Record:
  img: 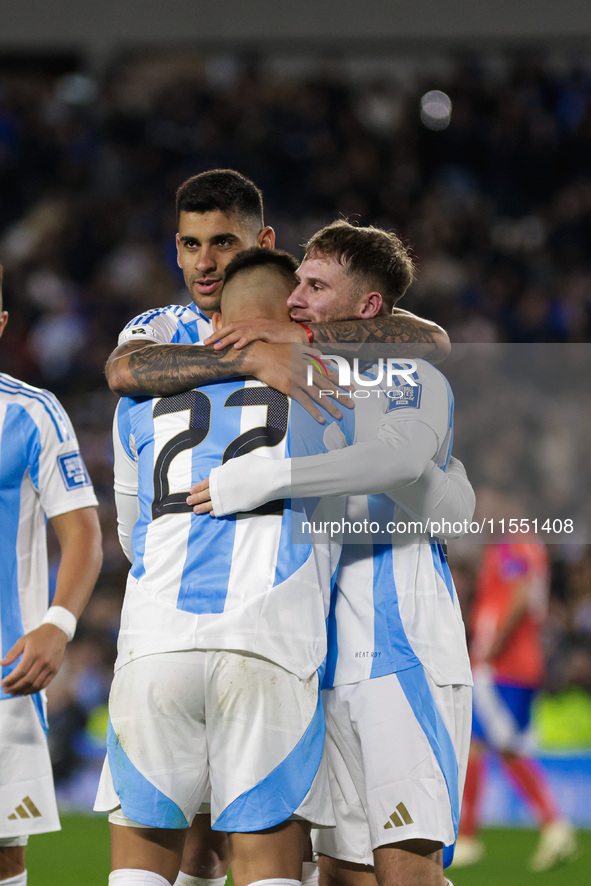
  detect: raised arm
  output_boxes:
[309,309,450,363]
[105,340,255,397]
[204,310,450,364]
[107,339,348,423]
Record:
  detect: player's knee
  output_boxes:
[373,841,444,886]
[318,855,372,886]
[0,844,26,880]
[380,838,443,859]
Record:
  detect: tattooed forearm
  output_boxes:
[310,314,447,344]
[310,317,438,344]
[107,342,250,396]
[309,312,451,363]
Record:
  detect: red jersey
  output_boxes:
[470,543,549,687]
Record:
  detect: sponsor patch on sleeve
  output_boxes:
[385,383,422,411]
[127,326,158,339]
[57,452,92,490]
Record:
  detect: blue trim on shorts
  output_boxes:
[106,719,188,829]
[31,692,47,734]
[472,679,535,741]
[397,665,460,869]
[213,680,325,832]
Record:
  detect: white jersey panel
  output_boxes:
[324,359,471,689]
[0,374,97,700]
[118,302,213,347]
[392,542,471,686]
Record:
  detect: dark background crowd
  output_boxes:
[1,46,591,796]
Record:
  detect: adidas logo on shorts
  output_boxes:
[7,796,42,821]
[384,802,414,829]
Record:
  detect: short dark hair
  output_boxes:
[304,219,416,312]
[175,169,264,227]
[223,247,298,290]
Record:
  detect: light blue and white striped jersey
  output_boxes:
[0,373,98,702]
[118,301,213,347]
[206,358,473,690]
[323,359,472,689]
[113,378,355,680]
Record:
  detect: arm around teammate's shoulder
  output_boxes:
[105,339,253,397]
[308,308,451,364]
[105,339,159,396]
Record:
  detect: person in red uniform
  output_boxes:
[453,543,577,872]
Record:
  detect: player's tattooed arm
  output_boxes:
[309,309,451,364]
[106,339,346,422]
[105,340,252,396]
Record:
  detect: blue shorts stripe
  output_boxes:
[213,682,325,832]
[397,665,460,868]
[106,719,188,829]
[323,584,339,689]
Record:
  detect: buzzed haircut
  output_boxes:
[176,169,265,227]
[304,219,416,313]
[223,247,298,290]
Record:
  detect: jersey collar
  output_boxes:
[188,302,212,323]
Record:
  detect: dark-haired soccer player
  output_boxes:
[105,169,448,408]
[0,264,102,886]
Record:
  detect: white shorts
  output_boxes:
[313,666,471,866]
[94,650,333,832]
[0,696,60,839]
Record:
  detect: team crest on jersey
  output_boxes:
[57,452,92,490]
[385,383,422,412]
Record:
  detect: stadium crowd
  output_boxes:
[1,46,591,793]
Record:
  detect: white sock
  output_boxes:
[108,871,172,886]
[174,877,227,886]
[301,862,319,886]
[246,880,301,886]
[0,872,27,886]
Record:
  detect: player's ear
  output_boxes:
[212,312,223,332]
[358,291,383,319]
[175,233,182,267]
[257,226,276,250]
[0,311,8,340]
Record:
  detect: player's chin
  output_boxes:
[193,294,221,313]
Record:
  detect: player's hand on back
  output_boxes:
[187,478,214,515]
[204,318,308,351]
[0,624,68,696]
[243,341,353,424]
